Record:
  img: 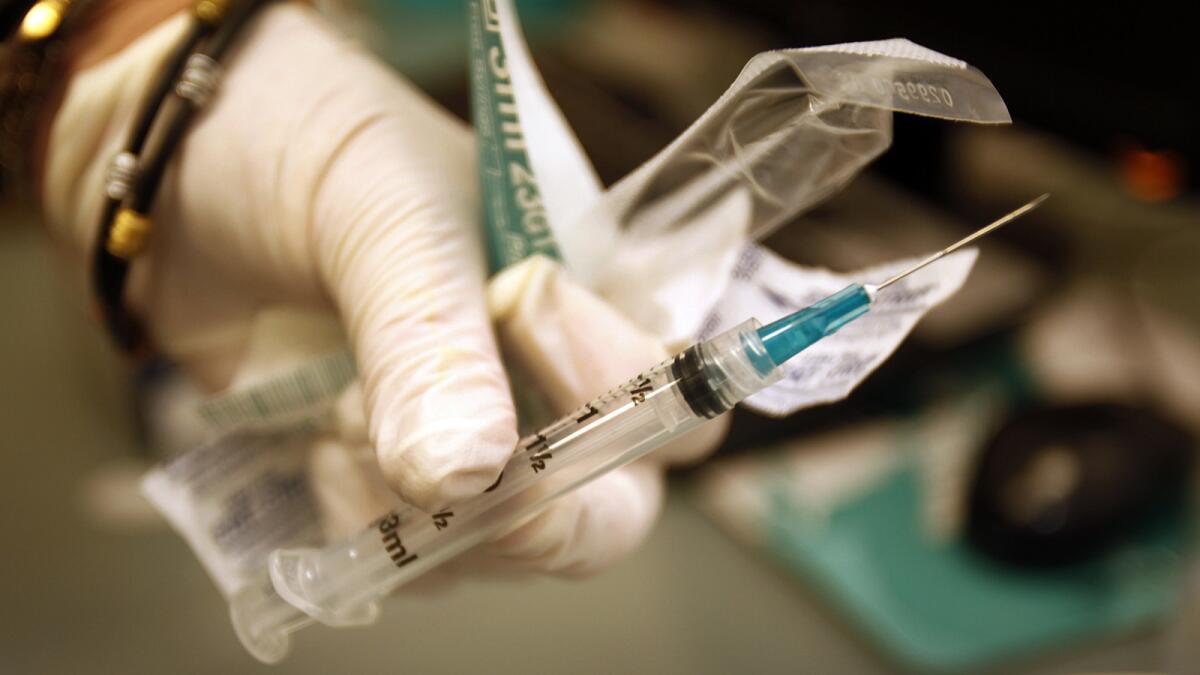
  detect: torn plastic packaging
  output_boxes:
[570,40,1010,344]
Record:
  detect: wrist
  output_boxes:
[33,0,189,201]
[64,0,192,75]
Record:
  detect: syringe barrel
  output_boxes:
[229,579,315,664]
[237,320,780,662]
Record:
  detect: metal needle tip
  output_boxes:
[875,194,1049,291]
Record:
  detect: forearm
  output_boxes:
[66,0,191,73]
[33,0,191,194]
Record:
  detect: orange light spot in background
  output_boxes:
[1118,148,1186,203]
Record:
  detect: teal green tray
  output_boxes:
[759,462,1185,672]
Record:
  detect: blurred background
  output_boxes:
[2,0,1197,672]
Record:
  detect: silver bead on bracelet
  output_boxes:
[175,53,221,106]
[104,151,139,201]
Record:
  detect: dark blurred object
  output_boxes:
[0,0,33,37]
[967,402,1195,568]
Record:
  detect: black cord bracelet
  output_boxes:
[91,0,271,354]
[90,19,209,351]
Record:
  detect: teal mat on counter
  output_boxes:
[762,461,1186,672]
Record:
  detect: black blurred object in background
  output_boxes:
[967,402,1195,568]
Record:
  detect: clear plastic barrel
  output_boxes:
[231,320,780,662]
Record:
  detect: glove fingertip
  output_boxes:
[484,463,665,577]
[376,406,518,512]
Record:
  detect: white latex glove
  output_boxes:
[44,6,726,579]
[311,257,729,578]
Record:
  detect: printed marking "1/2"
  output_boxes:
[630,377,653,405]
[526,433,551,473]
[432,511,454,531]
[377,512,418,568]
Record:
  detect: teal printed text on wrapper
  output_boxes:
[467,0,561,273]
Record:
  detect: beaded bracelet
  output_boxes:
[92,0,271,354]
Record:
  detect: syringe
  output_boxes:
[230,195,1047,663]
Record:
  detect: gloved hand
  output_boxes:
[312,255,728,579]
[43,5,727,580]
